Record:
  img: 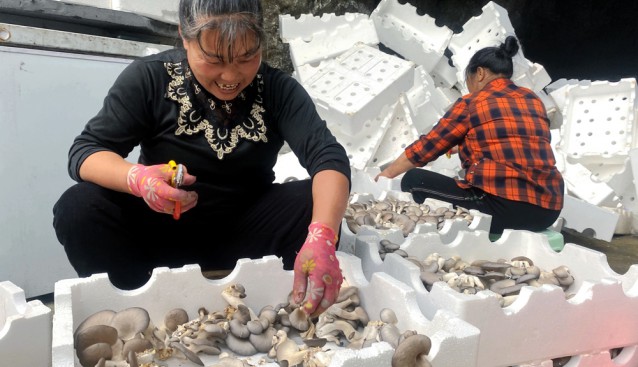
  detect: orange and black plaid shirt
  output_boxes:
[405,78,564,210]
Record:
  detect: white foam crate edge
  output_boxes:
[53,254,481,367]
[354,229,638,367]
[0,280,52,366]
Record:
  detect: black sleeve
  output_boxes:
[67,59,156,182]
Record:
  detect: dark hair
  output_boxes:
[178,0,265,63]
[465,35,520,79]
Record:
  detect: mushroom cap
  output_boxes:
[122,338,153,360]
[77,342,113,367]
[74,310,116,339]
[288,307,310,332]
[163,308,189,333]
[391,334,432,367]
[110,307,151,341]
[74,324,119,352]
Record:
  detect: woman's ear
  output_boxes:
[475,66,486,82]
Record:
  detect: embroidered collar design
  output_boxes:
[165,61,268,159]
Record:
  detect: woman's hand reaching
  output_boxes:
[292,222,343,317]
[126,163,198,215]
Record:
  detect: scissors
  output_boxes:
[168,160,184,220]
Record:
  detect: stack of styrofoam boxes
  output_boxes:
[52,255,482,366]
[446,2,551,96]
[354,229,638,367]
[338,168,493,254]
[546,78,638,240]
[0,281,52,366]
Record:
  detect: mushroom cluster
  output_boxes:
[73,282,437,366]
[345,196,474,236]
[377,241,576,307]
[73,307,153,367]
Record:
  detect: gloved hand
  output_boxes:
[126,163,198,215]
[292,222,343,317]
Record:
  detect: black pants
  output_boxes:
[52,180,314,290]
[401,169,561,235]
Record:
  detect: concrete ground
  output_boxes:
[562,228,638,274]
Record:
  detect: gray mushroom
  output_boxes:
[164,308,189,333]
[77,342,113,367]
[391,333,433,367]
[74,324,119,353]
[110,307,151,341]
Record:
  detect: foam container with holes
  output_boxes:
[294,42,415,137]
[354,229,638,367]
[280,13,378,68]
[370,0,452,73]
[558,78,637,165]
[52,255,481,366]
[447,2,532,92]
[0,280,52,366]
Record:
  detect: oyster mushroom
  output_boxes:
[77,342,113,367]
[110,307,151,341]
[74,310,116,338]
[74,324,119,353]
[164,308,189,333]
[391,333,433,367]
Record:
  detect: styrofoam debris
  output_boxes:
[0,280,52,366]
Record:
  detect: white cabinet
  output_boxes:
[0,45,134,297]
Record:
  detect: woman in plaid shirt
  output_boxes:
[377,36,564,235]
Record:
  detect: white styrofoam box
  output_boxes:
[0,281,52,367]
[562,161,616,205]
[272,150,310,183]
[447,2,531,93]
[368,95,420,168]
[350,168,402,198]
[429,53,459,89]
[354,230,638,367]
[278,13,370,43]
[405,65,455,134]
[340,188,492,255]
[537,88,562,130]
[511,61,552,93]
[52,255,481,367]
[337,252,480,367]
[294,42,415,137]
[558,78,638,165]
[424,153,463,179]
[370,0,453,73]
[560,195,619,241]
[52,0,179,24]
[285,18,379,68]
[547,79,589,110]
[333,102,395,170]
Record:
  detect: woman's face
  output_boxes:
[182,28,262,101]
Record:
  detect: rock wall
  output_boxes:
[262,0,638,82]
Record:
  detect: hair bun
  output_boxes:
[500,35,520,58]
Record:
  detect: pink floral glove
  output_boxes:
[293,222,343,317]
[126,163,197,215]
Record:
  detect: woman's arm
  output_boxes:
[375,152,418,181]
[79,151,134,193]
[310,169,350,233]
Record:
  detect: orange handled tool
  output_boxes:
[168,160,184,220]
